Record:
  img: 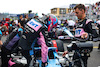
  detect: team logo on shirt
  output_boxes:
[27,19,42,31]
[75,28,85,37]
[29,21,39,28]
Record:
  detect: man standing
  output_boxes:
[63,4,98,67]
[18,15,24,29]
[74,4,98,39]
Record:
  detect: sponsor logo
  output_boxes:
[27,19,42,31]
[25,25,34,33]
[75,28,84,37]
[29,21,39,28]
[75,29,82,35]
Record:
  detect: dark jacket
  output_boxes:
[76,18,98,38]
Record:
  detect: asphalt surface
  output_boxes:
[0,35,100,67]
[88,41,100,67]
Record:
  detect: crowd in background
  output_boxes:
[0,14,30,35]
[0,1,100,36]
[86,1,100,19]
[0,15,99,36]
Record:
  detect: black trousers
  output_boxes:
[73,52,88,67]
[1,46,11,67]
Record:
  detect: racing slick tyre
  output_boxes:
[51,40,64,52]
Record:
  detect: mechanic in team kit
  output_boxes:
[63,4,98,67]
